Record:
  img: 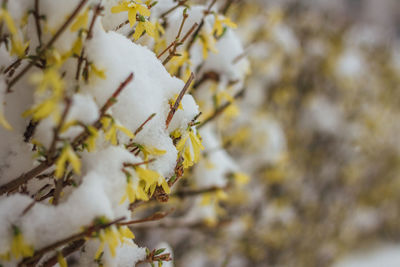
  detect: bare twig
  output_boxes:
[134,113,156,135]
[118,210,172,226]
[33,0,42,47]
[123,159,156,169]
[160,0,188,19]
[165,72,194,129]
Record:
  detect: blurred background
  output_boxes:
[136,1,400,266]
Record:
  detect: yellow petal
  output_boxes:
[57,252,68,267]
[55,150,68,178]
[111,4,130,13]
[144,21,155,38]
[160,179,170,194]
[136,5,150,17]
[176,133,189,152]
[95,241,105,259]
[66,146,81,175]
[132,22,145,40]
[115,124,135,139]
[70,8,89,32]
[1,9,18,35]
[0,112,12,130]
[128,8,137,27]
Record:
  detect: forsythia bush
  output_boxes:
[0,0,248,266]
[0,0,399,267]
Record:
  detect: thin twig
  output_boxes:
[34,0,42,47]
[87,2,103,40]
[123,159,156,168]
[160,0,188,19]
[134,113,156,135]
[118,210,172,226]
[165,72,194,129]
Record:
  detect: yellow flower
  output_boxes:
[91,64,107,80]
[212,15,237,37]
[22,97,60,122]
[70,8,89,32]
[30,68,65,95]
[10,226,34,260]
[199,32,218,59]
[189,131,204,162]
[10,37,29,57]
[95,225,135,259]
[120,175,148,204]
[86,126,99,152]
[118,226,135,244]
[140,145,166,160]
[111,0,150,27]
[55,144,81,178]
[176,129,204,169]
[132,18,155,40]
[136,167,158,190]
[95,226,120,259]
[0,9,18,35]
[102,117,135,145]
[136,167,170,195]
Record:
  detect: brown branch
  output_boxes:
[87,2,103,40]
[3,58,21,75]
[52,177,64,206]
[19,217,125,266]
[99,73,133,116]
[75,48,85,80]
[162,22,198,65]
[34,0,42,47]
[0,74,133,196]
[0,162,52,195]
[47,97,72,163]
[7,0,89,92]
[165,72,194,129]
[160,0,188,19]
[41,239,85,267]
[72,72,133,147]
[23,120,38,143]
[186,0,217,51]
[134,113,156,135]
[160,11,188,64]
[123,159,156,169]
[118,210,172,226]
